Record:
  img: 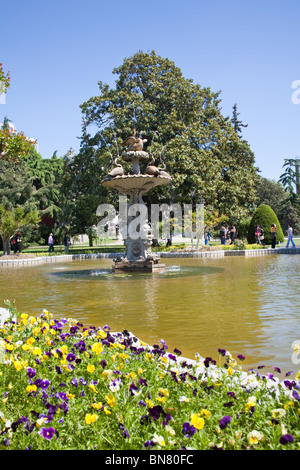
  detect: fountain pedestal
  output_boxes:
[102,131,171,273]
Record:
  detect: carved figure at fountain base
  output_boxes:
[113,255,165,274]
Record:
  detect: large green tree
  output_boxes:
[0,159,40,253]
[278,158,300,233]
[23,148,65,243]
[67,51,259,234]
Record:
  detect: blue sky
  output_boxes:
[1,0,300,181]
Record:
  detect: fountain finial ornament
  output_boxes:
[123,128,147,152]
[102,129,172,273]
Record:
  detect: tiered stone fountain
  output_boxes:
[102,130,172,273]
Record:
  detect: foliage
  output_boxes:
[0,205,40,253]
[0,307,299,450]
[68,51,259,234]
[256,177,290,217]
[23,149,65,243]
[278,158,300,194]
[0,159,41,253]
[280,203,300,235]
[231,103,248,137]
[61,142,113,242]
[0,125,36,163]
[247,204,284,245]
[0,63,10,94]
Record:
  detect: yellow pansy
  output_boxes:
[32,347,42,356]
[146,399,154,408]
[85,413,98,425]
[97,330,107,339]
[13,361,22,371]
[158,388,169,397]
[125,371,136,380]
[190,414,205,430]
[42,322,50,331]
[60,345,68,355]
[26,337,35,345]
[284,401,294,410]
[156,396,167,403]
[91,342,103,355]
[119,353,129,360]
[245,396,257,411]
[92,402,103,410]
[87,364,95,373]
[105,393,115,408]
[247,430,264,445]
[26,384,37,393]
[146,353,154,362]
[89,384,98,394]
[200,409,211,418]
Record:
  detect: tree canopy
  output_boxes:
[65,50,259,235]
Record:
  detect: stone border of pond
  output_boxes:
[0,246,300,266]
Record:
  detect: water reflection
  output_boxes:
[0,255,299,374]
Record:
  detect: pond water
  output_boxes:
[1,255,300,374]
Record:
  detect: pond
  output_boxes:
[1,255,300,374]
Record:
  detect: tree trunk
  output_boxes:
[88,233,93,247]
[2,236,11,255]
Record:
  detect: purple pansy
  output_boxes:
[219,415,231,429]
[279,434,294,445]
[40,427,56,440]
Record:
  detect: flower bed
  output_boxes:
[0,307,299,450]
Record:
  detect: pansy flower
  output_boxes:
[40,427,56,440]
[280,434,294,445]
[182,422,196,438]
[219,415,231,429]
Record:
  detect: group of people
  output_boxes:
[48,233,71,253]
[220,225,237,245]
[204,225,237,246]
[255,225,266,246]
[8,223,298,253]
[10,232,71,254]
[256,223,296,248]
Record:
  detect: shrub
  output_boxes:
[248,204,284,245]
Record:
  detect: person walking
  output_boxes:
[48,233,54,253]
[270,223,277,249]
[204,226,212,246]
[13,232,22,254]
[255,226,261,244]
[229,226,237,245]
[220,226,226,245]
[286,224,296,248]
[64,233,71,253]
